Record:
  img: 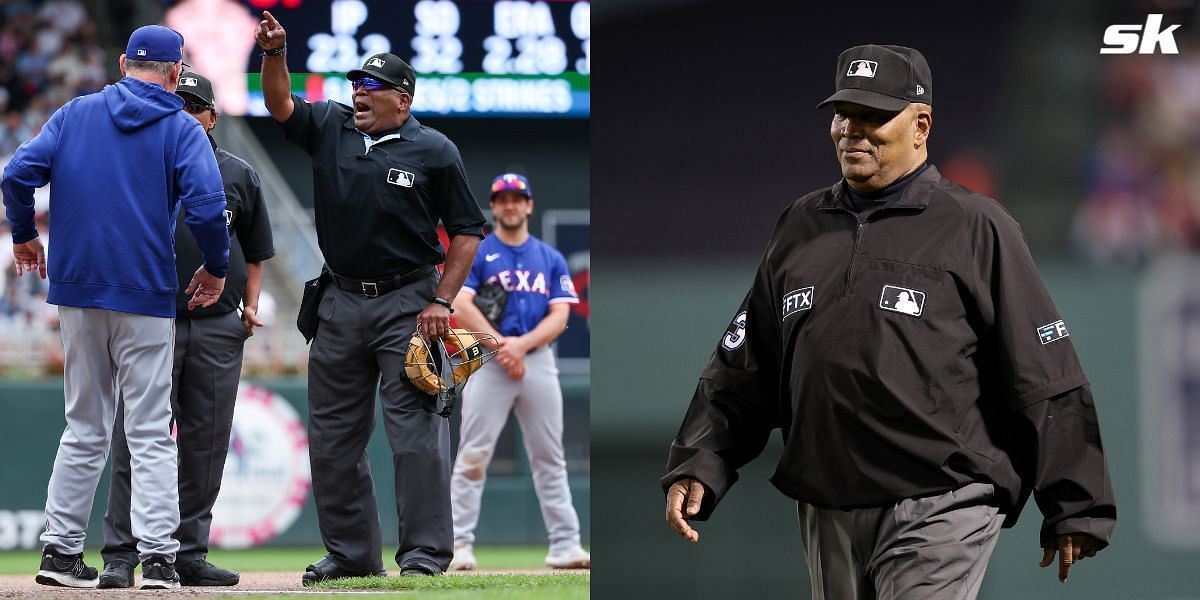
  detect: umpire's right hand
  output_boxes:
[665,478,705,543]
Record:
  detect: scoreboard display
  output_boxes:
[169,0,589,118]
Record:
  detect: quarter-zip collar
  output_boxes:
[815,163,941,212]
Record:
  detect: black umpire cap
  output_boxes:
[176,71,214,106]
[817,45,932,112]
[347,53,416,95]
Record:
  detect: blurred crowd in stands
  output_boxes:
[0,0,302,377]
[1072,22,1200,265]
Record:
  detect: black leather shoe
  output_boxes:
[399,563,441,576]
[301,556,387,587]
[97,561,134,589]
[177,559,239,586]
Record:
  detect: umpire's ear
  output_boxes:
[911,103,932,150]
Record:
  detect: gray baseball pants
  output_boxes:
[103,310,247,566]
[451,349,581,552]
[797,482,1003,600]
[41,307,180,561]
[307,273,452,574]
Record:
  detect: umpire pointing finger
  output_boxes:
[256,11,485,584]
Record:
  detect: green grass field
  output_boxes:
[0,546,588,598]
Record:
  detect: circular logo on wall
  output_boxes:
[209,384,311,548]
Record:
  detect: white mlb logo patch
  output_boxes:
[180,77,198,87]
[879,284,925,317]
[387,169,414,187]
[367,57,385,68]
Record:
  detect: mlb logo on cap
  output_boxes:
[180,77,198,87]
[847,60,878,77]
[367,57,385,68]
[490,173,532,199]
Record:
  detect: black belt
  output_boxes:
[328,265,434,298]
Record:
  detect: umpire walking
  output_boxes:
[662,45,1116,600]
[255,11,485,582]
[99,70,275,589]
[1,25,228,590]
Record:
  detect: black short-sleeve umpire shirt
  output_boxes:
[282,94,485,279]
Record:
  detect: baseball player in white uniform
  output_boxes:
[448,173,590,570]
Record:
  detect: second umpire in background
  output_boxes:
[256,11,485,582]
[100,70,274,589]
[663,45,1116,599]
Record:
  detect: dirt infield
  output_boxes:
[0,569,585,597]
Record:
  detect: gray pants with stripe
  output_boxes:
[41,307,180,561]
[103,310,247,566]
[308,273,451,574]
[797,482,1003,600]
[451,349,582,552]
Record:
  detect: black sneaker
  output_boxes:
[177,559,240,586]
[140,556,180,590]
[97,560,135,589]
[35,546,99,588]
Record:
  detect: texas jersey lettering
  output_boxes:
[462,234,579,337]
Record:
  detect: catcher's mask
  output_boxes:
[404,328,498,418]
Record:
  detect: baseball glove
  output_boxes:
[473,283,507,329]
[404,328,498,396]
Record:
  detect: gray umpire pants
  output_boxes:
[797,482,1004,600]
[451,349,582,552]
[41,307,179,561]
[308,272,451,574]
[102,310,247,566]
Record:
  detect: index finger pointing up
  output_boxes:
[263,10,279,26]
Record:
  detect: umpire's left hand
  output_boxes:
[1040,532,1101,583]
[417,302,451,340]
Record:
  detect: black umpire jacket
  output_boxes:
[662,166,1116,548]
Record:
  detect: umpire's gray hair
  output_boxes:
[124,59,176,78]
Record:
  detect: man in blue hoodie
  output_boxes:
[0,25,229,590]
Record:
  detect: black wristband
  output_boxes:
[263,45,286,57]
[432,296,454,313]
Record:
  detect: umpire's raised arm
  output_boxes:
[256,10,294,123]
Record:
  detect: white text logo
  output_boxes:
[1038,320,1069,345]
[782,286,814,319]
[1101,14,1180,54]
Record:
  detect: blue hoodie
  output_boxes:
[2,77,229,318]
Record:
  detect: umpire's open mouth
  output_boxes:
[354,100,371,117]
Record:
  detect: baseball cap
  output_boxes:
[347,53,416,95]
[176,71,214,106]
[125,25,187,64]
[490,173,532,200]
[816,45,932,112]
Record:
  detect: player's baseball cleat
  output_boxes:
[448,544,477,571]
[301,556,387,587]
[544,546,590,569]
[177,559,240,586]
[140,556,181,589]
[97,560,134,589]
[34,546,99,588]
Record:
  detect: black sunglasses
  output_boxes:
[183,101,213,114]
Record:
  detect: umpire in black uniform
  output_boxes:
[663,45,1116,599]
[255,11,485,583]
[100,71,275,588]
